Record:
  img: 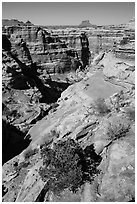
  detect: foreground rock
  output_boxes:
[100,51,135,89]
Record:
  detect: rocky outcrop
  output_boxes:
[2,50,135,201]
[115,42,135,60]
[3,31,81,73]
[2,17,135,49]
[2,19,26,26]
[99,52,135,89]
[97,133,135,201]
[79,20,95,28]
[2,49,72,132]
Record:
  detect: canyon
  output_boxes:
[2,18,135,202]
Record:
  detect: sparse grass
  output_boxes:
[107,120,130,141]
[50,130,60,138]
[94,98,111,116]
[125,108,135,121]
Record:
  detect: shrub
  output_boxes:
[94,98,111,116]
[107,120,130,141]
[39,139,84,194]
[39,139,102,195]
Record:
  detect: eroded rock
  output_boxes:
[2,26,135,202]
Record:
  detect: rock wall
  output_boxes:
[3,18,135,51]
[2,18,135,63]
[3,26,38,42]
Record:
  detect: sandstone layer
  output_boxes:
[2,50,135,201]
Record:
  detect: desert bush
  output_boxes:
[107,120,130,141]
[94,98,111,116]
[39,138,102,194]
[39,139,84,194]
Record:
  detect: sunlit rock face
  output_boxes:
[3,25,82,73]
[2,17,135,48]
[2,51,135,201]
[2,18,135,202]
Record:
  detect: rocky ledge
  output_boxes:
[2,51,135,202]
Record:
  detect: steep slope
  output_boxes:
[2,51,135,202]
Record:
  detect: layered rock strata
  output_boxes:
[2,51,135,202]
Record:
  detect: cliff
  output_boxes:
[2,51,135,202]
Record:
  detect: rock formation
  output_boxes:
[2,18,135,202]
[2,19,34,27]
[2,17,135,60]
[79,20,94,27]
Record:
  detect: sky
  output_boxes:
[2,2,135,26]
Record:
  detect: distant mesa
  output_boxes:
[2,19,34,26]
[25,20,34,26]
[79,20,97,28]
